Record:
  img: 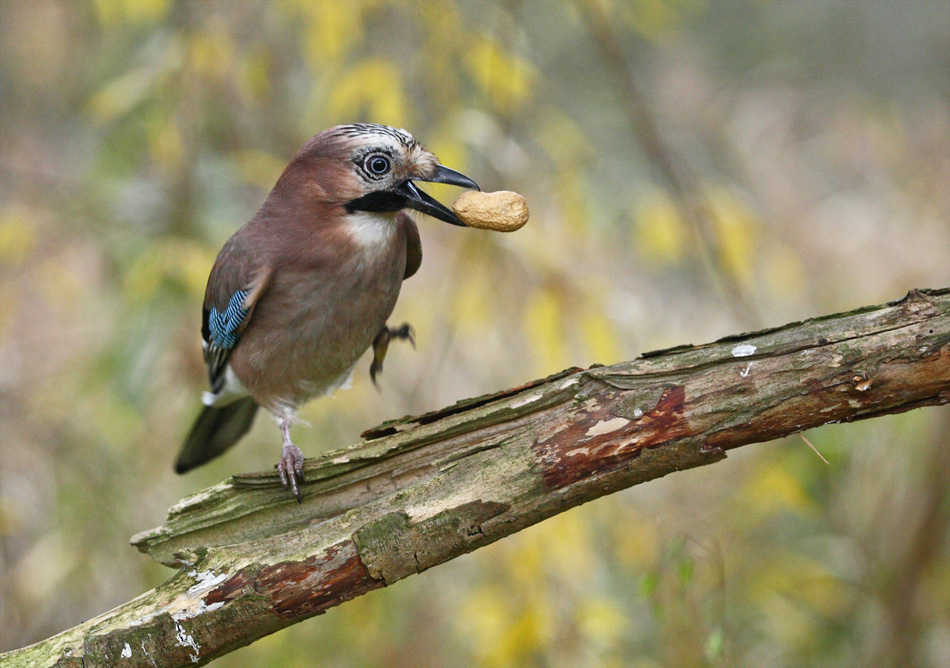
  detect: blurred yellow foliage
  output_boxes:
[93,0,169,27]
[37,257,85,314]
[535,110,593,168]
[763,245,807,300]
[327,59,408,127]
[740,458,815,520]
[0,498,16,538]
[85,385,148,450]
[0,207,37,265]
[464,37,536,114]
[237,47,273,103]
[458,586,509,650]
[536,511,596,581]
[123,239,215,302]
[761,594,821,648]
[625,0,702,39]
[147,115,184,172]
[233,150,288,189]
[523,288,569,375]
[555,170,592,238]
[88,68,163,124]
[11,531,77,604]
[615,509,660,567]
[451,274,494,329]
[188,29,234,82]
[580,305,622,364]
[459,584,553,668]
[635,191,687,264]
[706,186,758,287]
[577,598,626,646]
[427,136,468,180]
[288,0,373,69]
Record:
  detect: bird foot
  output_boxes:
[277,443,305,502]
[370,322,416,388]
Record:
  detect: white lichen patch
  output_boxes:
[560,377,580,390]
[121,643,132,658]
[585,417,630,437]
[185,570,229,597]
[171,601,225,621]
[129,569,230,629]
[511,392,543,409]
[174,619,201,663]
[731,343,757,357]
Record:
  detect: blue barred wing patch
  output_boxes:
[208,290,249,349]
[205,290,249,391]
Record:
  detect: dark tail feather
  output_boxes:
[176,398,259,474]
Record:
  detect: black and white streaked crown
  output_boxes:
[334,123,418,149]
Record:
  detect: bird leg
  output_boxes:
[277,418,305,501]
[370,322,415,389]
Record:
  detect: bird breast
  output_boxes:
[231,212,407,413]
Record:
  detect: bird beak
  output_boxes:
[397,165,479,227]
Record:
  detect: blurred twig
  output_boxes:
[3,287,948,668]
[575,0,761,327]
[869,408,950,667]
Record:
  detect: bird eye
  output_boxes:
[365,155,391,176]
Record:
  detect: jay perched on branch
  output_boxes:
[176,124,478,499]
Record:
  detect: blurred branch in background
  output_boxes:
[575,0,761,326]
[869,407,950,667]
[3,288,948,668]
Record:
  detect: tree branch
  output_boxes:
[4,288,949,668]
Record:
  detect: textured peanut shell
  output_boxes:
[452,190,529,232]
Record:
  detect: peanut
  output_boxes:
[452,190,529,232]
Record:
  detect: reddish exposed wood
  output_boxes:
[534,385,692,488]
[253,541,380,619]
[202,541,381,621]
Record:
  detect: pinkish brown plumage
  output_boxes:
[177,124,478,498]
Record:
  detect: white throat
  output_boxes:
[344,211,397,252]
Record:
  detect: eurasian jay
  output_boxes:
[175,124,478,499]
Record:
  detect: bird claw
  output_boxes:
[277,443,305,502]
[390,323,416,348]
[370,322,416,388]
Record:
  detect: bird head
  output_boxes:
[283,123,479,226]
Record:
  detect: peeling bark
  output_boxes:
[3,288,949,668]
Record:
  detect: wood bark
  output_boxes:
[3,288,949,668]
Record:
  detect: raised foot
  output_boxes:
[277,443,305,502]
[370,322,416,388]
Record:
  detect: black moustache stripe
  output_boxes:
[344,191,406,214]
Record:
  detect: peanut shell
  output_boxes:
[452,190,529,232]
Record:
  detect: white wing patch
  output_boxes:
[202,365,249,407]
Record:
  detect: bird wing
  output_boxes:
[399,211,422,279]
[202,240,272,392]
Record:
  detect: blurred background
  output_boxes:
[1,0,948,666]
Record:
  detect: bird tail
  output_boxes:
[176,397,259,474]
